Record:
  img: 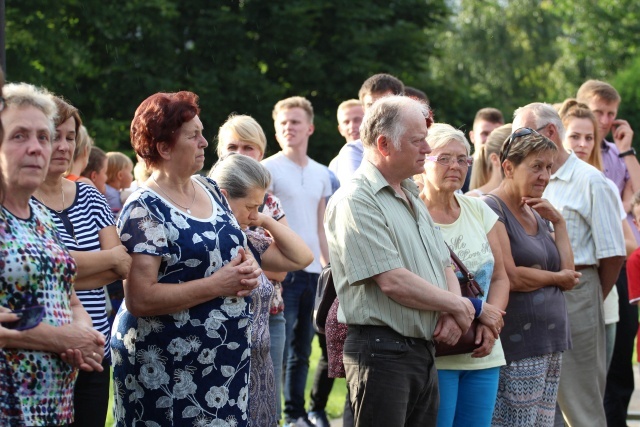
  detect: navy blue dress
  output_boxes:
[111,177,252,427]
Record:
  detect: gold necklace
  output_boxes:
[152,175,197,214]
[36,184,65,213]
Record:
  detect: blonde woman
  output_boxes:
[467,124,512,197]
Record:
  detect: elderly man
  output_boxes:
[325,96,475,426]
[513,103,626,427]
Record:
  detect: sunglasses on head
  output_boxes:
[500,127,543,163]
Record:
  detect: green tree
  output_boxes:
[6,0,449,164]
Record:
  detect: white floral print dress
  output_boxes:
[111,177,252,427]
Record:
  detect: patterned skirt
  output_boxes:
[491,352,562,427]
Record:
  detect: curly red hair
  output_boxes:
[130,91,200,168]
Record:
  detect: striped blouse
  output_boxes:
[35,182,115,358]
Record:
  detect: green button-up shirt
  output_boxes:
[324,160,450,340]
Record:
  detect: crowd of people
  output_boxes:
[0,68,639,427]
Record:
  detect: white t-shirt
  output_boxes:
[262,152,332,274]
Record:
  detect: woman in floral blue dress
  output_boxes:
[111,92,262,427]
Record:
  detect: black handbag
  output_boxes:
[434,246,484,357]
[313,263,336,334]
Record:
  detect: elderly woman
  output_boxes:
[418,123,509,427]
[111,92,262,426]
[210,153,313,427]
[0,83,105,426]
[33,96,131,426]
[467,124,512,197]
[484,128,577,426]
[216,113,288,422]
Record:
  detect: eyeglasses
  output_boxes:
[426,155,473,168]
[500,127,539,163]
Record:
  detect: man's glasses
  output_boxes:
[426,155,473,168]
[500,127,539,163]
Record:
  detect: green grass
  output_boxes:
[105,335,346,426]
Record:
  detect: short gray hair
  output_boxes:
[3,83,57,136]
[513,102,565,141]
[208,153,271,199]
[360,95,429,150]
[426,123,471,156]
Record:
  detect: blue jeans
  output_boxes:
[269,310,286,423]
[282,270,319,421]
[437,367,500,427]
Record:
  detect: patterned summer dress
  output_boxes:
[0,201,78,426]
[246,230,277,426]
[111,177,253,427]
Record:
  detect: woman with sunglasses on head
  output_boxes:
[209,153,313,427]
[417,123,509,427]
[483,127,578,427]
[558,99,638,370]
[33,96,132,427]
[0,82,105,426]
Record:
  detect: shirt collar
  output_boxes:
[551,151,579,182]
[359,160,420,197]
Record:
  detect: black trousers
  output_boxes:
[344,325,438,427]
[604,266,638,427]
[70,358,110,427]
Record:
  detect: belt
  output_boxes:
[349,324,433,347]
[575,264,596,271]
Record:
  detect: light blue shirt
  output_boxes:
[328,139,364,185]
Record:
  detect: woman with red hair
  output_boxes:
[111,91,262,426]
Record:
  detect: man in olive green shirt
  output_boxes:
[325,96,475,426]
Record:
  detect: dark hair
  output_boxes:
[474,108,504,126]
[130,91,200,168]
[52,96,82,141]
[404,86,429,104]
[81,146,107,178]
[358,73,404,102]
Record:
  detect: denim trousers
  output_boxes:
[269,310,286,423]
[282,270,319,421]
[344,325,439,427]
[436,367,500,427]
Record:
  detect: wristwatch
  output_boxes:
[618,148,637,158]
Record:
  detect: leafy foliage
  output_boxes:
[6,0,448,165]
[6,0,639,158]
